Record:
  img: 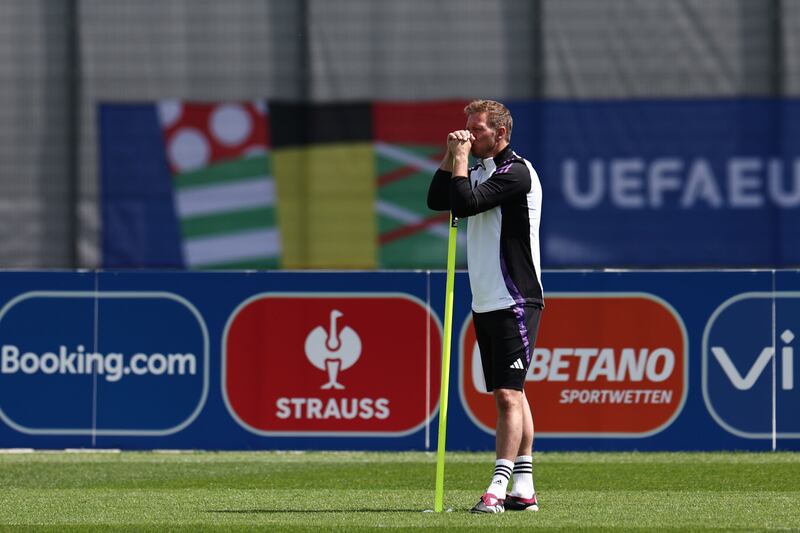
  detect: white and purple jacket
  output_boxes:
[427,145,544,313]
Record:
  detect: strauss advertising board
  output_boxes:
[223,293,441,436]
[0,270,796,451]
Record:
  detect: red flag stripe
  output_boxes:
[378,151,446,187]
[379,213,449,244]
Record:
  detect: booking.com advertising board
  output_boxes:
[0,270,797,451]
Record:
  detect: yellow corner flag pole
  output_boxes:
[434,211,458,513]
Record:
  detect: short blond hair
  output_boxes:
[464,99,513,142]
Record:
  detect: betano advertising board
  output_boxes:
[0,270,796,451]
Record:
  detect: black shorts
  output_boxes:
[472,305,542,392]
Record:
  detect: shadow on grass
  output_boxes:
[206,509,431,514]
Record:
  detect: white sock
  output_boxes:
[510,455,535,499]
[486,459,514,499]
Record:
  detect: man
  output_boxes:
[427,100,544,514]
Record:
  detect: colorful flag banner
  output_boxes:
[373,102,469,268]
[157,101,280,269]
[270,102,377,269]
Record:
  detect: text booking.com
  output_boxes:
[1,344,197,382]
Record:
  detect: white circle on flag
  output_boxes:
[157,100,183,128]
[210,103,252,146]
[244,145,267,157]
[168,128,210,172]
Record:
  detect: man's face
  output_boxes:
[466,112,502,159]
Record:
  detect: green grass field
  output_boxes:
[0,450,798,531]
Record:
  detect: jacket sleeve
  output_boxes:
[427,169,452,211]
[450,162,531,217]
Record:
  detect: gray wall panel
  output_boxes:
[307,0,538,101]
[781,1,800,95]
[542,0,775,98]
[0,0,71,267]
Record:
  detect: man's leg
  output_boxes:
[518,392,533,456]
[471,311,510,513]
[471,388,522,513]
[472,308,536,514]
[506,306,542,510]
[495,388,525,460]
[487,389,525,495]
[506,393,538,508]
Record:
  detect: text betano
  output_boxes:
[530,347,675,405]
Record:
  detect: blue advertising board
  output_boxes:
[0,270,796,451]
[0,291,207,436]
[508,99,800,267]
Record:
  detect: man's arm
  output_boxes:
[432,129,473,214]
[450,162,531,218]
[427,168,452,211]
[427,133,462,211]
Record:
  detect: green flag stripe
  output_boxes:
[191,256,280,270]
[181,206,276,239]
[375,146,440,176]
[174,155,271,189]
